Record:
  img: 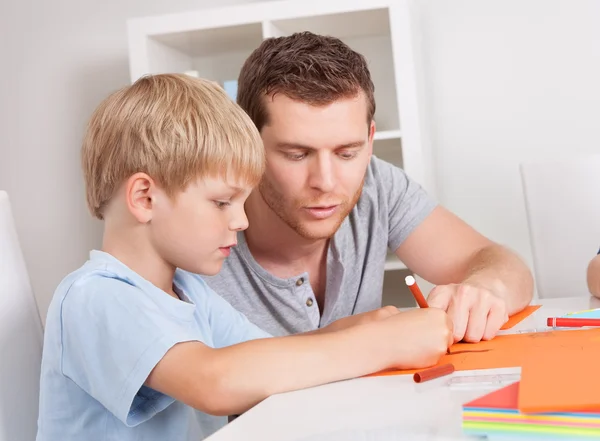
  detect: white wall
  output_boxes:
[0,0,267,325]
[1,0,599,321]
[416,0,600,291]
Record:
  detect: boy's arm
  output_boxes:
[587,253,600,298]
[306,305,400,335]
[145,307,453,417]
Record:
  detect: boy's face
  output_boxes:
[149,175,251,276]
[258,93,374,240]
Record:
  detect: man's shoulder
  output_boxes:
[362,155,410,194]
[351,156,408,214]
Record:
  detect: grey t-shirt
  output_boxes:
[203,156,437,336]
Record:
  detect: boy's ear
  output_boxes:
[125,172,156,223]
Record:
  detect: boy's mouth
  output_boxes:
[219,243,236,256]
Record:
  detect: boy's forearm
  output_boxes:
[208,325,389,415]
[587,255,600,298]
[463,244,534,314]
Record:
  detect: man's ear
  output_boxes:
[125,172,156,223]
[367,120,376,157]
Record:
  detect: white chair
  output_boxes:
[0,191,43,441]
[520,155,600,298]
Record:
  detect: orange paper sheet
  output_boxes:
[368,327,600,377]
[518,344,600,413]
[500,305,541,330]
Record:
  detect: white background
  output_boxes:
[1,0,599,323]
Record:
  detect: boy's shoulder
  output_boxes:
[53,251,152,308]
[50,251,224,320]
[49,251,214,324]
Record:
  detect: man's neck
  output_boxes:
[101,222,177,298]
[244,191,328,277]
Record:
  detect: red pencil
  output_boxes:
[413,363,455,383]
[405,275,429,308]
[547,317,600,328]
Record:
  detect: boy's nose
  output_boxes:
[230,209,249,231]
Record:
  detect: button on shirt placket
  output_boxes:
[295,276,319,328]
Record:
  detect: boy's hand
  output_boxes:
[323,306,400,332]
[378,308,453,370]
[427,280,508,343]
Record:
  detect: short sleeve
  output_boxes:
[60,275,200,427]
[206,289,272,347]
[374,157,437,252]
[182,272,271,347]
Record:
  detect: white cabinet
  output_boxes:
[127,0,434,298]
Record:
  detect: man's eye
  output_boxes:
[285,152,307,161]
[339,151,357,160]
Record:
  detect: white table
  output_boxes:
[207,296,600,441]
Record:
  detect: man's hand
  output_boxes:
[427,280,508,343]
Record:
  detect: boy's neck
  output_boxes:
[102,223,178,298]
[243,190,329,271]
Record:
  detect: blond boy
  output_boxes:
[35,74,453,441]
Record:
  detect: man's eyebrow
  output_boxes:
[276,141,365,150]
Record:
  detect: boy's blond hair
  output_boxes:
[82,73,265,219]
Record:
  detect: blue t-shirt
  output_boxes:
[36,250,271,441]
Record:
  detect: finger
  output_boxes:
[446,286,472,342]
[445,312,455,348]
[463,291,490,343]
[483,299,508,340]
[426,285,455,311]
[378,305,401,320]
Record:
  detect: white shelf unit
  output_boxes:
[127,0,433,282]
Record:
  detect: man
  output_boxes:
[587,249,600,298]
[204,31,534,343]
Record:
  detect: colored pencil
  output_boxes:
[405,275,429,308]
[547,317,600,328]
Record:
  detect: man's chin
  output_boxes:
[292,217,345,240]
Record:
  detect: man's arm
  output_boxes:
[146,308,453,416]
[587,253,600,298]
[395,206,534,341]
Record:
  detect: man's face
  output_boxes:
[259,93,374,240]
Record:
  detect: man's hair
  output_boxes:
[82,73,264,219]
[237,31,375,131]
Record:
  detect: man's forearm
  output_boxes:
[462,244,534,314]
[587,254,600,298]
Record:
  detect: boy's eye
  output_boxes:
[214,201,230,209]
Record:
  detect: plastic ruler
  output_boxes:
[447,368,521,390]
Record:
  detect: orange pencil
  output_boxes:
[405,275,428,308]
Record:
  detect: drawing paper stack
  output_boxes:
[462,382,600,438]
[463,329,600,438]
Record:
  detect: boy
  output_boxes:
[36,74,453,441]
